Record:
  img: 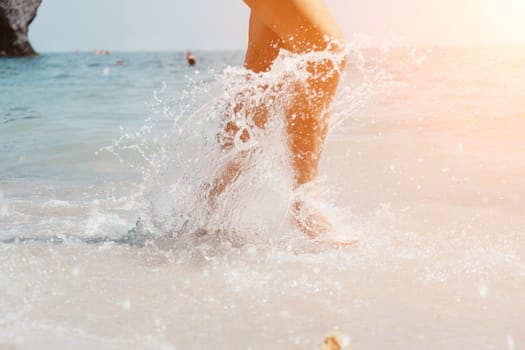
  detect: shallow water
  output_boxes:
[1,47,525,349]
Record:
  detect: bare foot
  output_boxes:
[292,201,358,247]
[292,201,332,238]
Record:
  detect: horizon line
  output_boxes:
[32,44,525,54]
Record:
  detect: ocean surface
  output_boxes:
[1,47,525,349]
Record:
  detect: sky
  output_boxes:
[30,0,525,52]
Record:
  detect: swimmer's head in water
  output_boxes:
[186,51,196,67]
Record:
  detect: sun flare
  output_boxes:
[511,0,525,15]
[478,0,525,44]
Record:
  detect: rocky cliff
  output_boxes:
[0,0,42,57]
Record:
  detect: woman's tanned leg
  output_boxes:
[209,14,280,207]
[244,0,347,237]
[213,0,347,237]
[244,0,346,189]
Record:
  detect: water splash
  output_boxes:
[105,43,380,248]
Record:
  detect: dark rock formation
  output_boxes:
[0,0,42,57]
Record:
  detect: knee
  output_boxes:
[217,121,251,150]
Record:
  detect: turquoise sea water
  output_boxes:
[1,48,525,349]
[0,52,242,181]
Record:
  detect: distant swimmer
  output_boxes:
[94,49,111,56]
[185,51,196,66]
[116,60,124,66]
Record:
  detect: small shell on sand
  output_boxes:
[320,333,352,350]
